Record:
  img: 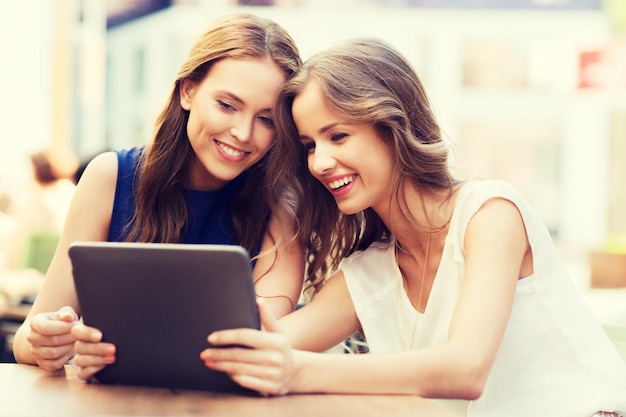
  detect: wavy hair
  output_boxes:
[268,38,455,292]
[125,13,301,259]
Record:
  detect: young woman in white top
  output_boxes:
[200,38,626,417]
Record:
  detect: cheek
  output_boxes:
[186,110,206,139]
[254,126,276,152]
[363,147,394,181]
[185,116,198,142]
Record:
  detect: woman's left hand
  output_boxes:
[71,322,116,382]
[199,300,297,396]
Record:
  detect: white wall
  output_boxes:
[0,0,55,195]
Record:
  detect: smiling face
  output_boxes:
[180,56,287,191]
[292,81,396,215]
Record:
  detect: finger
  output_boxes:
[34,348,75,371]
[74,339,115,358]
[204,344,290,366]
[207,327,286,350]
[203,356,289,396]
[27,325,76,348]
[38,357,74,372]
[56,306,79,323]
[72,342,115,382]
[31,341,75,359]
[71,324,103,343]
[29,314,75,337]
[204,300,283,349]
[75,364,107,382]
[206,356,284,379]
[73,349,115,368]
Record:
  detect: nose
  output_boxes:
[309,143,336,176]
[230,116,253,143]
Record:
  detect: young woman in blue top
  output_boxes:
[13,13,304,379]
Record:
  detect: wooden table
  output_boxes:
[0,364,461,417]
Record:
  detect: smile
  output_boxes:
[216,140,247,158]
[328,175,356,190]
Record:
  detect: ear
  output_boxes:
[179,79,194,111]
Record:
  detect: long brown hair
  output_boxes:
[269,38,455,292]
[125,13,301,258]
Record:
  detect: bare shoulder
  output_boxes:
[465,196,528,255]
[77,151,118,187]
[470,197,524,231]
[63,151,119,237]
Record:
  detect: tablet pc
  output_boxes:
[69,241,259,393]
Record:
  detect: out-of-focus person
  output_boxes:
[4,147,77,274]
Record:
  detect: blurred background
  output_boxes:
[1,0,626,355]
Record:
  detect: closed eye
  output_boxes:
[217,100,236,111]
[330,132,348,141]
[257,115,275,127]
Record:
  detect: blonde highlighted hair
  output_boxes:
[268,38,455,292]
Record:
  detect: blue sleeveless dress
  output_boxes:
[107,147,247,246]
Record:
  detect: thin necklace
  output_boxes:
[397,232,431,350]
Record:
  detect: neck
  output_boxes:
[378,184,453,251]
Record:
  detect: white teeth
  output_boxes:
[329,176,354,190]
[218,141,246,157]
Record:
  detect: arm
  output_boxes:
[203,198,530,398]
[252,212,305,319]
[12,152,118,370]
[294,198,529,397]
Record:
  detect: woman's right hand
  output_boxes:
[200,300,298,396]
[25,306,80,371]
[71,323,116,382]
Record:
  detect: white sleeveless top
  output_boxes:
[341,179,626,417]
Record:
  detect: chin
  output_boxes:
[336,204,362,216]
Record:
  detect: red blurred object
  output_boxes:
[579,37,626,89]
[579,50,603,88]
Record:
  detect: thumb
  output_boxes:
[257,299,282,334]
[56,306,79,323]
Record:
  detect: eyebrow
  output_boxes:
[298,122,345,141]
[219,91,272,113]
[319,122,342,134]
[220,91,244,105]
